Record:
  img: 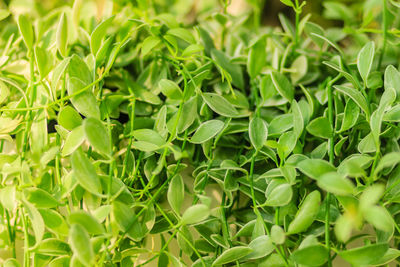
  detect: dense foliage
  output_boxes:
[1,0,400,266]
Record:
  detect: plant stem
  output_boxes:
[378,0,388,69]
[248,151,289,266]
[326,77,336,267]
[20,206,30,267]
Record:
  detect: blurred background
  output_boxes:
[0,0,365,28]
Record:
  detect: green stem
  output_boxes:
[20,206,30,267]
[294,0,301,49]
[325,78,336,267]
[248,151,289,266]
[378,0,388,69]
[5,210,16,258]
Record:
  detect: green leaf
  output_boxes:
[265,183,293,206]
[25,188,59,209]
[52,57,70,91]
[34,46,53,79]
[339,243,388,266]
[244,235,274,260]
[290,55,308,83]
[369,248,400,266]
[83,117,111,156]
[384,104,400,121]
[159,79,183,100]
[39,209,69,236]
[167,28,195,44]
[190,120,224,144]
[90,16,115,56]
[363,206,394,233]
[384,65,400,97]
[62,125,85,157]
[71,149,103,196]
[36,238,70,256]
[0,80,10,104]
[68,211,105,235]
[182,44,204,57]
[68,54,93,85]
[167,174,184,213]
[334,85,369,117]
[270,71,294,102]
[23,200,44,248]
[306,117,333,139]
[288,190,321,234]
[181,204,210,225]
[56,13,68,57]
[58,106,83,131]
[280,0,294,7]
[291,245,328,266]
[292,100,304,138]
[3,259,20,267]
[317,172,355,196]
[212,246,253,266]
[68,77,100,119]
[202,93,239,117]
[374,152,400,175]
[69,224,94,266]
[249,117,268,150]
[0,9,10,21]
[247,37,266,78]
[141,36,161,57]
[357,41,375,83]
[271,225,285,244]
[211,49,244,89]
[339,99,359,132]
[132,129,166,147]
[17,15,34,49]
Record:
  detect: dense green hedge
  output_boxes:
[1,0,400,266]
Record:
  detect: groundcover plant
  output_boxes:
[2,0,400,266]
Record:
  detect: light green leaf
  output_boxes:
[212,246,253,266]
[69,224,94,266]
[83,117,111,156]
[181,204,210,225]
[317,172,355,196]
[56,13,68,57]
[211,49,244,89]
[190,120,224,144]
[334,85,369,116]
[71,149,103,196]
[25,188,59,209]
[23,200,44,249]
[288,190,321,234]
[249,117,268,150]
[291,245,328,266]
[270,71,294,102]
[244,235,274,260]
[17,15,34,49]
[306,117,333,139]
[339,99,359,132]
[58,106,83,131]
[141,36,161,57]
[159,79,183,100]
[167,28,195,44]
[62,126,85,157]
[357,41,375,83]
[265,183,293,206]
[68,211,105,235]
[202,93,239,117]
[247,37,266,78]
[90,15,115,56]
[339,243,388,266]
[167,174,184,213]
